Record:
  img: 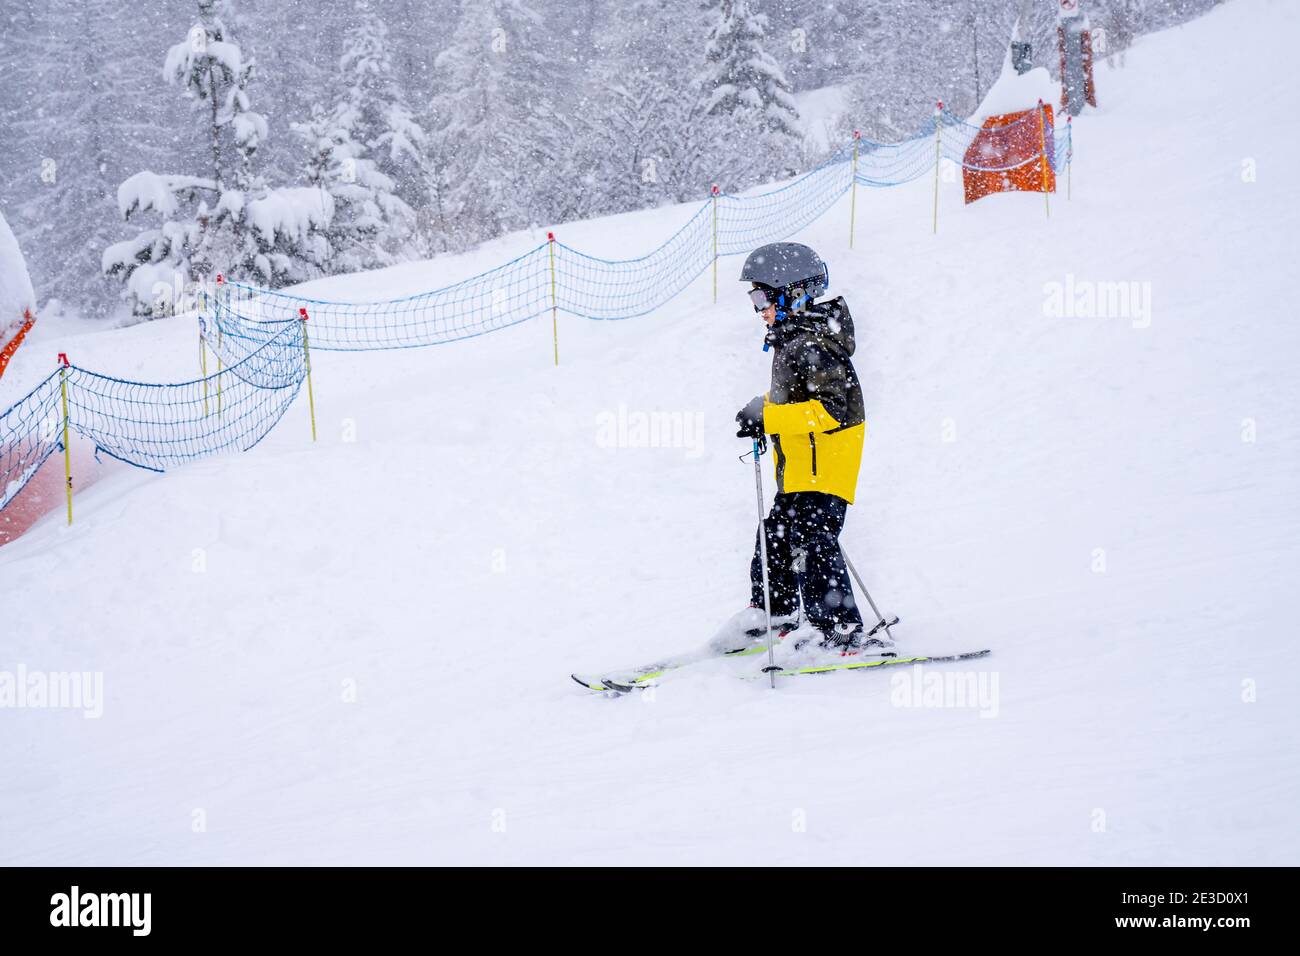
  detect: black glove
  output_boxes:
[735,394,766,452]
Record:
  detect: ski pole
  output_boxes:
[841,547,899,642]
[751,438,778,688]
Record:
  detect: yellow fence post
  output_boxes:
[1038,99,1051,219]
[298,308,317,442]
[199,326,209,417]
[57,353,72,525]
[199,276,208,409]
[216,326,224,417]
[547,231,558,366]
[932,101,943,235]
[212,273,224,416]
[711,184,720,305]
[849,130,861,249]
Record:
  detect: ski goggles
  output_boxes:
[749,286,781,312]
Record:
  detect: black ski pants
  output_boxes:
[750,491,862,631]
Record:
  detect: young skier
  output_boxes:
[718,242,889,663]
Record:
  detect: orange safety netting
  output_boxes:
[962,104,1056,205]
[0,312,35,382]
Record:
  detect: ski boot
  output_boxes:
[820,621,895,656]
[770,621,894,670]
[707,604,800,654]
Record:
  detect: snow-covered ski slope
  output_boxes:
[2,0,1297,865]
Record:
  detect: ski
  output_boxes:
[753,647,992,680]
[571,621,800,693]
[583,648,992,693]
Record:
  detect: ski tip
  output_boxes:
[572,673,642,695]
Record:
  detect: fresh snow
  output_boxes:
[792,84,849,150]
[972,59,1058,122]
[1,0,1297,865]
[116,171,217,221]
[246,187,334,247]
[0,210,36,330]
[163,36,243,88]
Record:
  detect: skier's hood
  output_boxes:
[765,296,855,358]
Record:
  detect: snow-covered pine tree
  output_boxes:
[428,0,557,249]
[335,3,424,254]
[698,0,802,179]
[562,77,669,220]
[293,102,406,273]
[836,0,944,144]
[571,0,743,214]
[0,0,179,319]
[1095,0,1145,66]
[766,0,860,92]
[103,0,331,317]
[163,0,269,282]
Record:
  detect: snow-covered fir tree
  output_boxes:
[569,0,748,216]
[0,0,177,319]
[837,0,946,143]
[103,0,332,316]
[698,0,802,177]
[1096,0,1146,65]
[335,3,425,253]
[293,102,407,273]
[428,0,558,249]
[0,0,1223,319]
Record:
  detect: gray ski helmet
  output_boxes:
[739,242,828,299]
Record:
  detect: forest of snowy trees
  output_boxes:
[0,0,1217,320]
